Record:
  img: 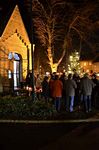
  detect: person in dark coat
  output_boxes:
[80,73,95,113]
[42,76,49,102]
[60,72,67,97]
[26,71,32,87]
[91,73,99,108]
[49,74,55,99]
[73,72,81,108]
[64,73,77,112]
[60,73,67,110]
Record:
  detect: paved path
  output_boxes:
[40,122,99,150]
[0,121,99,150]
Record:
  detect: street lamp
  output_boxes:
[31,43,35,100]
[30,0,35,101]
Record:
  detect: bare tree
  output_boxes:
[26,0,99,72]
[32,0,66,72]
[62,0,99,68]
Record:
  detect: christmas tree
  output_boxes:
[68,51,81,75]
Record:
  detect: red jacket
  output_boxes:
[52,79,63,98]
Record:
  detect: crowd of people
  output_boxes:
[25,71,99,113]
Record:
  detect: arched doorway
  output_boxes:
[8,52,22,90]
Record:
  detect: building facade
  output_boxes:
[80,60,99,74]
[0,5,32,93]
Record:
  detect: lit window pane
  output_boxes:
[8,52,13,59]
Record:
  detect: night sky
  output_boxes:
[0,0,99,68]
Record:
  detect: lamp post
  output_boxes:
[30,0,35,101]
[31,43,35,100]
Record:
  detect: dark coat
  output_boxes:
[64,79,77,96]
[42,78,49,98]
[26,73,32,87]
[80,77,95,95]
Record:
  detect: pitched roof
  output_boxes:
[0,3,32,43]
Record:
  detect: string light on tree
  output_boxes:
[68,51,81,74]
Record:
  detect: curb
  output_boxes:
[0,118,99,124]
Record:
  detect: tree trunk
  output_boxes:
[47,47,65,73]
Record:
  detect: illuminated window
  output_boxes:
[8,70,12,79]
[89,62,92,65]
[8,53,22,90]
[84,62,86,66]
[86,69,89,73]
[8,52,13,59]
[14,53,20,60]
[8,53,20,60]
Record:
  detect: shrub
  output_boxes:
[0,95,56,120]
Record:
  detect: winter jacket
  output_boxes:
[64,79,77,96]
[42,80,49,98]
[80,77,95,95]
[52,79,63,98]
